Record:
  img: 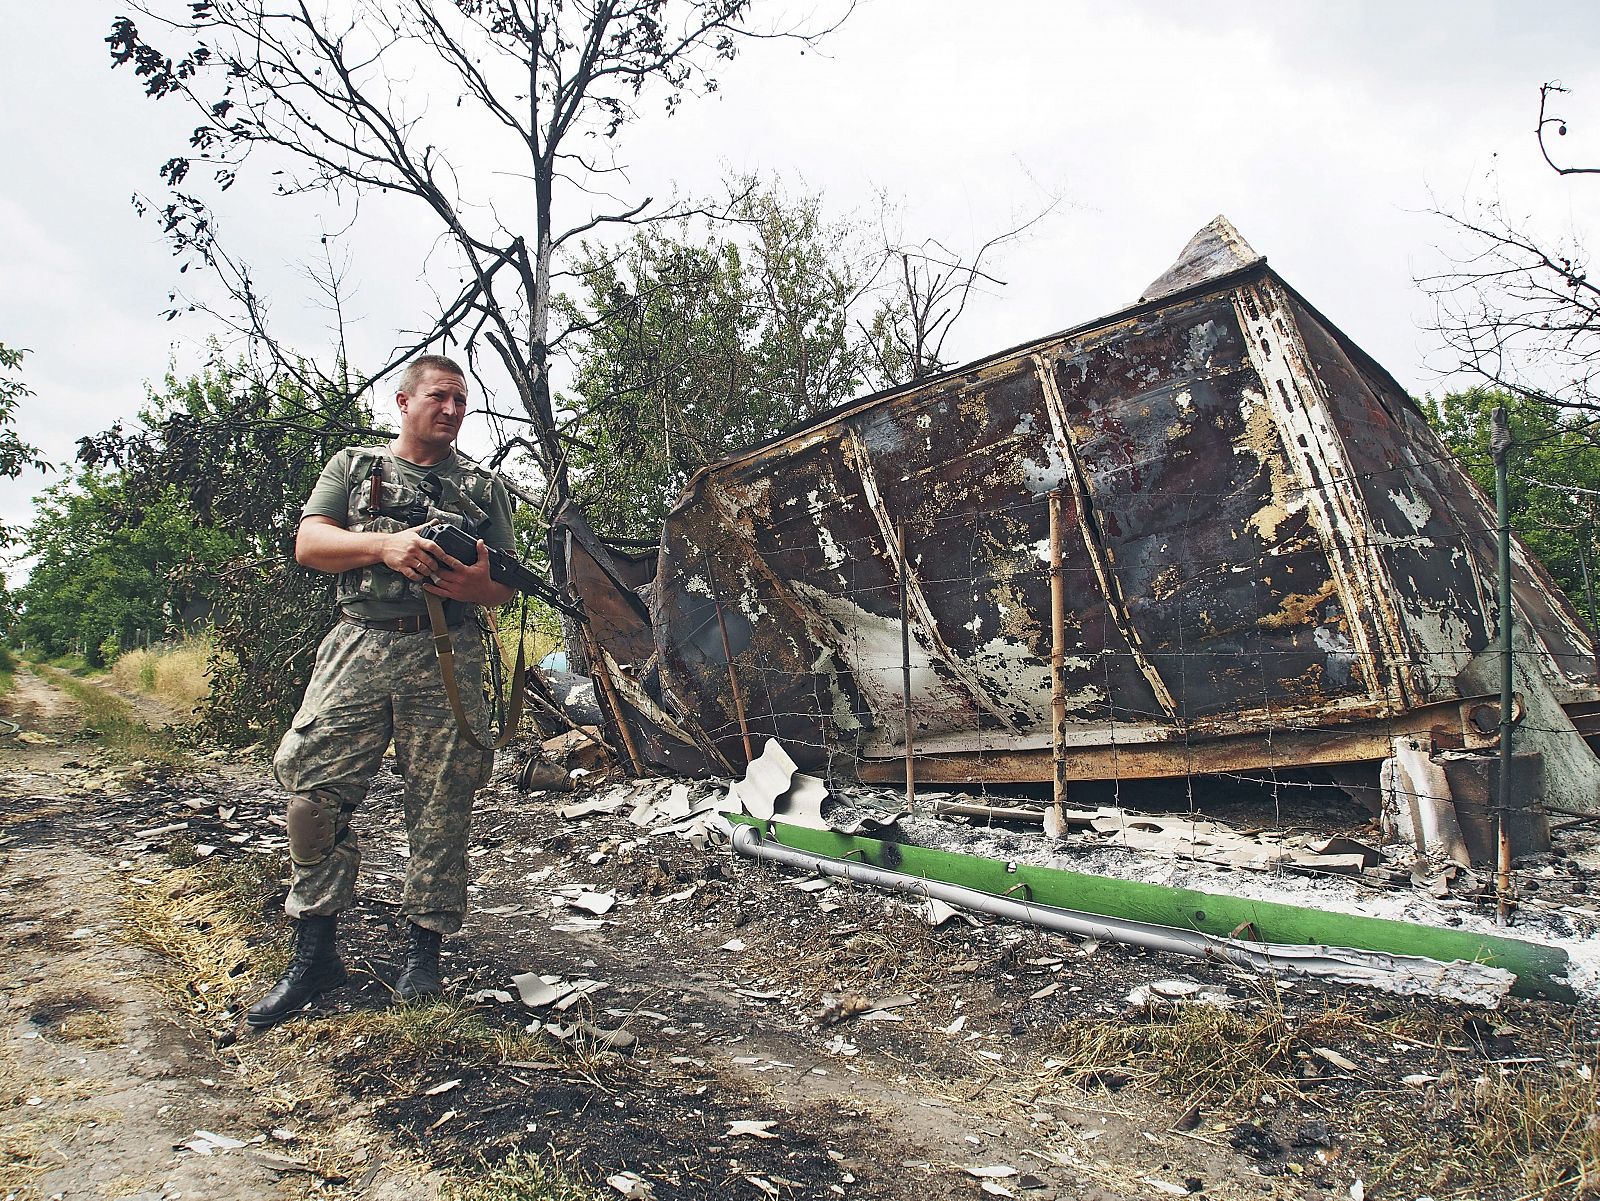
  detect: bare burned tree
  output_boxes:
[1421,81,1600,423]
[107,0,848,533]
[1538,80,1600,178]
[862,201,1056,386]
[1422,198,1600,418]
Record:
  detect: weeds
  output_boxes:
[1045,983,1353,1109]
[288,999,553,1067]
[29,663,190,768]
[446,1151,603,1201]
[111,636,212,712]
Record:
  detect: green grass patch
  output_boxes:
[31,662,191,768]
[446,1152,604,1201]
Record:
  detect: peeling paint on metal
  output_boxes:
[579,229,1600,786]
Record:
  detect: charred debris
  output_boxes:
[536,217,1600,1001]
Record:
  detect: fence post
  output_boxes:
[1049,490,1068,837]
[1491,405,1516,925]
[708,563,754,767]
[898,520,915,811]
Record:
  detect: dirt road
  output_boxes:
[2,665,1593,1200]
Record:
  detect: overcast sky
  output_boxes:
[4,2,1600,568]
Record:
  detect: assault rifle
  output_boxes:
[418,521,583,617]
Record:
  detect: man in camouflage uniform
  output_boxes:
[248,354,515,1029]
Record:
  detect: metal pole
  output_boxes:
[1491,406,1515,926]
[898,520,915,810]
[709,566,754,766]
[1048,490,1069,837]
[729,825,1515,1006]
[1581,504,1600,680]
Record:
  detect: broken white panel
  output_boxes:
[725,738,799,820]
[511,973,607,1010]
[1381,735,1470,866]
[511,973,571,1008]
[607,1170,654,1200]
[662,783,694,819]
[569,891,617,916]
[772,771,829,829]
[559,795,632,821]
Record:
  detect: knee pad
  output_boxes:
[286,793,337,867]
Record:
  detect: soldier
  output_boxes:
[248,354,515,1029]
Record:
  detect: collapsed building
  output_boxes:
[558,217,1600,865]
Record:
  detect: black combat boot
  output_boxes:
[246,914,348,1029]
[395,922,444,1001]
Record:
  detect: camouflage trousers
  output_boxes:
[272,616,494,935]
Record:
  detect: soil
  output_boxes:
[2,666,1596,1201]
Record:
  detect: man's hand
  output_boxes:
[422,536,515,607]
[381,526,446,584]
[296,515,446,578]
[295,517,512,607]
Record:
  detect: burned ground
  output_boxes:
[2,670,1598,1200]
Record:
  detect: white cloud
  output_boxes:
[3,0,1600,557]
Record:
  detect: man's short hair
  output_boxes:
[400,354,466,395]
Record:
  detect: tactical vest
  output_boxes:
[337,447,500,608]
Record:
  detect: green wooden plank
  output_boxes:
[733,816,1574,1002]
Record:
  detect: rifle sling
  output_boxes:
[424,593,527,751]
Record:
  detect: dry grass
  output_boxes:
[31,664,191,769]
[116,851,565,1192]
[281,998,553,1068]
[446,1150,605,1201]
[54,1011,125,1050]
[0,1044,103,1196]
[111,635,212,712]
[124,849,554,1069]
[491,609,564,676]
[0,1118,67,1195]
[1360,1043,1600,1200]
[1470,1062,1600,1197]
[121,854,283,1024]
[751,898,949,998]
[1044,982,1353,1110]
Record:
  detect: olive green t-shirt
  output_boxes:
[302,447,516,620]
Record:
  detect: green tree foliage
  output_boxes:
[14,470,238,666]
[0,343,50,549]
[561,182,890,539]
[18,357,376,732]
[1431,386,1600,612]
[87,358,377,737]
